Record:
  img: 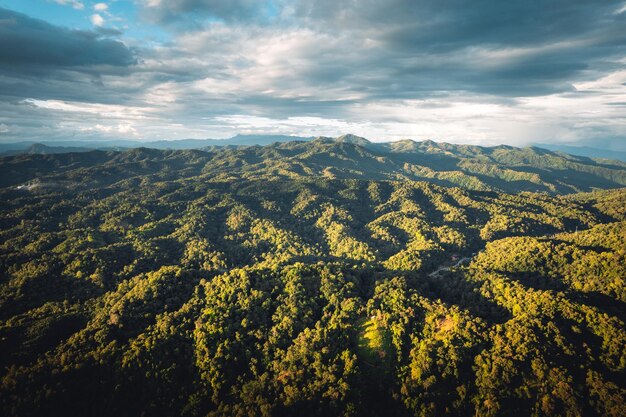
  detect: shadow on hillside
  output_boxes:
[549,239,612,254]
[496,270,626,323]
[472,172,557,193]
[557,152,626,171]
[0,313,88,368]
[519,167,625,192]
[573,291,626,323]
[492,270,569,292]
[406,269,512,325]
[381,151,461,172]
[0,273,102,321]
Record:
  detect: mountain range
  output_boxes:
[2,134,625,195]
[1,134,625,417]
[0,134,312,155]
[2,134,626,162]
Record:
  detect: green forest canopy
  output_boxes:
[1,140,625,417]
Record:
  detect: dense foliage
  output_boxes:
[0,142,625,416]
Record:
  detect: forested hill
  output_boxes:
[2,136,626,194]
[1,137,626,416]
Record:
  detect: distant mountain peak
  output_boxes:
[26,143,51,153]
[334,134,371,145]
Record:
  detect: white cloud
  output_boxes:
[19,42,626,146]
[79,123,138,135]
[52,0,84,10]
[6,8,626,149]
[204,76,626,147]
[22,98,153,120]
[94,3,108,12]
[91,13,105,27]
[573,69,626,91]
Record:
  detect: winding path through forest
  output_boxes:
[428,256,471,277]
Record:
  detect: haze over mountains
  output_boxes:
[0,134,313,155]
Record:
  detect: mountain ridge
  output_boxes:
[2,136,625,195]
[3,134,626,162]
[0,134,314,155]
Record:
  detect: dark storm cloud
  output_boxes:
[285,0,626,97]
[0,8,135,68]
[0,8,142,106]
[129,0,621,113]
[296,0,625,49]
[140,0,271,26]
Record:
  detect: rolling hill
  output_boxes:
[2,136,625,194]
[0,136,625,417]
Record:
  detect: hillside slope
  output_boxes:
[0,156,625,416]
[1,138,625,416]
[2,137,626,194]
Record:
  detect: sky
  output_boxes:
[0,0,625,148]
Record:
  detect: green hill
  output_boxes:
[0,139,625,416]
[2,137,625,194]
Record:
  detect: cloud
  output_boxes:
[614,2,626,14]
[139,0,269,26]
[1,2,626,148]
[80,123,138,135]
[295,0,624,49]
[0,8,135,68]
[52,0,84,10]
[0,6,142,135]
[287,0,626,97]
[204,85,626,148]
[22,99,151,119]
[91,13,105,26]
[94,3,108,12]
